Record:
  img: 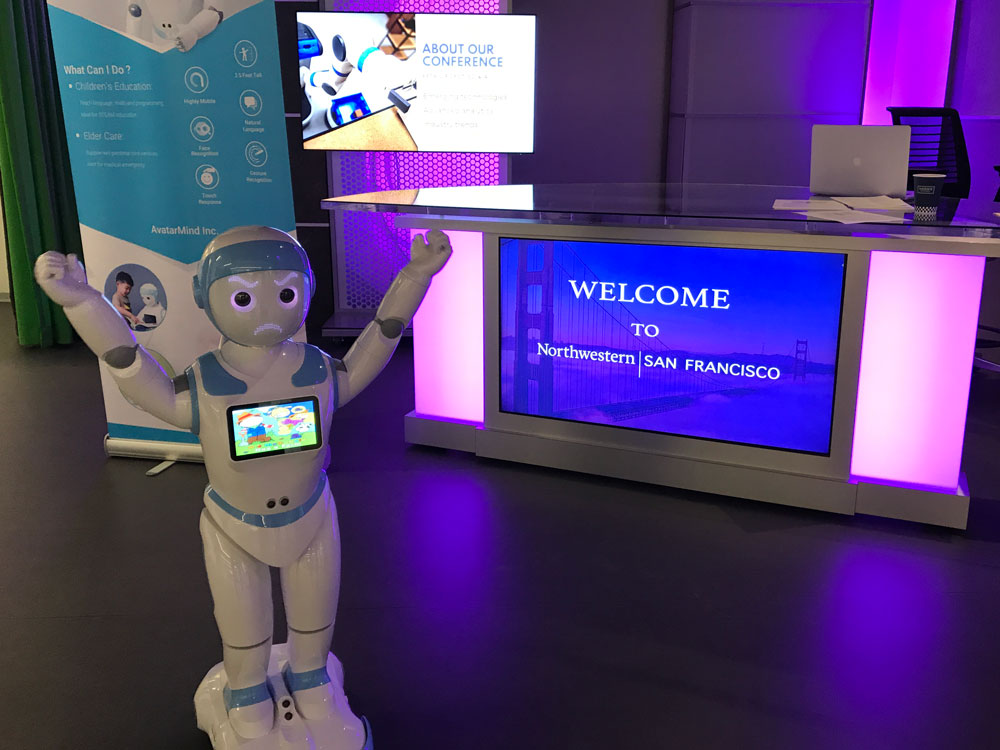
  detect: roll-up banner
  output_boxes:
[47,0,295,459]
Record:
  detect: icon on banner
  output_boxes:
[196,165,220,190]
[234,40,258,67]
[245,142,268,167]
[184,66,209,93]
[190,116,215,142]
[239,90,263,117]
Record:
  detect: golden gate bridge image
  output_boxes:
[502,240,817,425]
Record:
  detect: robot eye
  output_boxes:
[279,288,296,303]
[231,291,255,310]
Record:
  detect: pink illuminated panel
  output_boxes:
[411,229,485,424]
[862,0,957,125]
[851,251,984,491]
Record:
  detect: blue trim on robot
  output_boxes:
[298,38,321,59]
[292,345,328,387]
[198,352,248,396]
[186,367,200,436]
[331,357,339,410]
[195,239,315,302]
[362,716,374,749]
[207,476,325,528]
[282,663,331,693]
[223,682,272,711]
[357,46,378,72]
[331,65,349,77]
[322,353,341,410]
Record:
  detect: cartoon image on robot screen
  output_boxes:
[229,398,321,460]
[56,0,258,53]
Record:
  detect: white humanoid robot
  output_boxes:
[125,0,224,52]
[34,226,452,749]
[135,282,165,329]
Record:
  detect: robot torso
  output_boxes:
[185,340,337,566]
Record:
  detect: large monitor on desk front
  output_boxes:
[497,237,847,455]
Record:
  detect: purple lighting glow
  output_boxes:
[815,547,952,736]
[851,251,984,491]
[862,0,957,125]
[411,229,485,424]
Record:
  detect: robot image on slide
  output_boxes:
[298,16,417,141]
[34,226,453,749]
[124,0,225,52]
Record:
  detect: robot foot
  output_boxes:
[288,678,336,721]
[228,698,275,739]
[283,664,366,740]
[196,646,369,749]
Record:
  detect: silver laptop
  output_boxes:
[809,125,911,197]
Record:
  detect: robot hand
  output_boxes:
[407,229,452,281]
[172,8,222,53]
[34,251,98,308]
[173,24,199,52]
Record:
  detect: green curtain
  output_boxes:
[0,0,81,347]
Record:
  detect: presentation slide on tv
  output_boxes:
[499,239,847,454]
[297,12,535,152]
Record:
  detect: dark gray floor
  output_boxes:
[4,300,1000,749]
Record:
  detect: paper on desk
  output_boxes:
[832,195,912,210]
[888,234,1000,244]
[794,209,906,224]
[772,198,842,210]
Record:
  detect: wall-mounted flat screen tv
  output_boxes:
[499,238,847,455]
[296,12,535,153]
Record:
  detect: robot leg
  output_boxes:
[200,510,275,739]
[280,500,362,737]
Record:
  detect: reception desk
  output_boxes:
[324,183,1000,529]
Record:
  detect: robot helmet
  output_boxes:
[192,226,315,319]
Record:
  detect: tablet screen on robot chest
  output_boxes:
[227,397,323,461]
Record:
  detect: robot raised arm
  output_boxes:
[334,230,451,408]
[172,5,223,53]
[33,252,193,430]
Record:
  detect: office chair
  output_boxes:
[887,107,971,199]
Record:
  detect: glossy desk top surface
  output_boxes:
[323,182,1000,240]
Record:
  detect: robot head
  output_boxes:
[148,0,203,37]
[193,226,314,347]
[139,283,159,306]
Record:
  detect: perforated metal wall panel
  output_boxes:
[331,0,502,309]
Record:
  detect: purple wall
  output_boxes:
[949,0,1000,212]
[668,0,872,186]
[509,0,671,184]
[948,0,1000,329]
[508,0,999,206]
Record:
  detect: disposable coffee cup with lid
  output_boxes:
[912,173,946,208]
